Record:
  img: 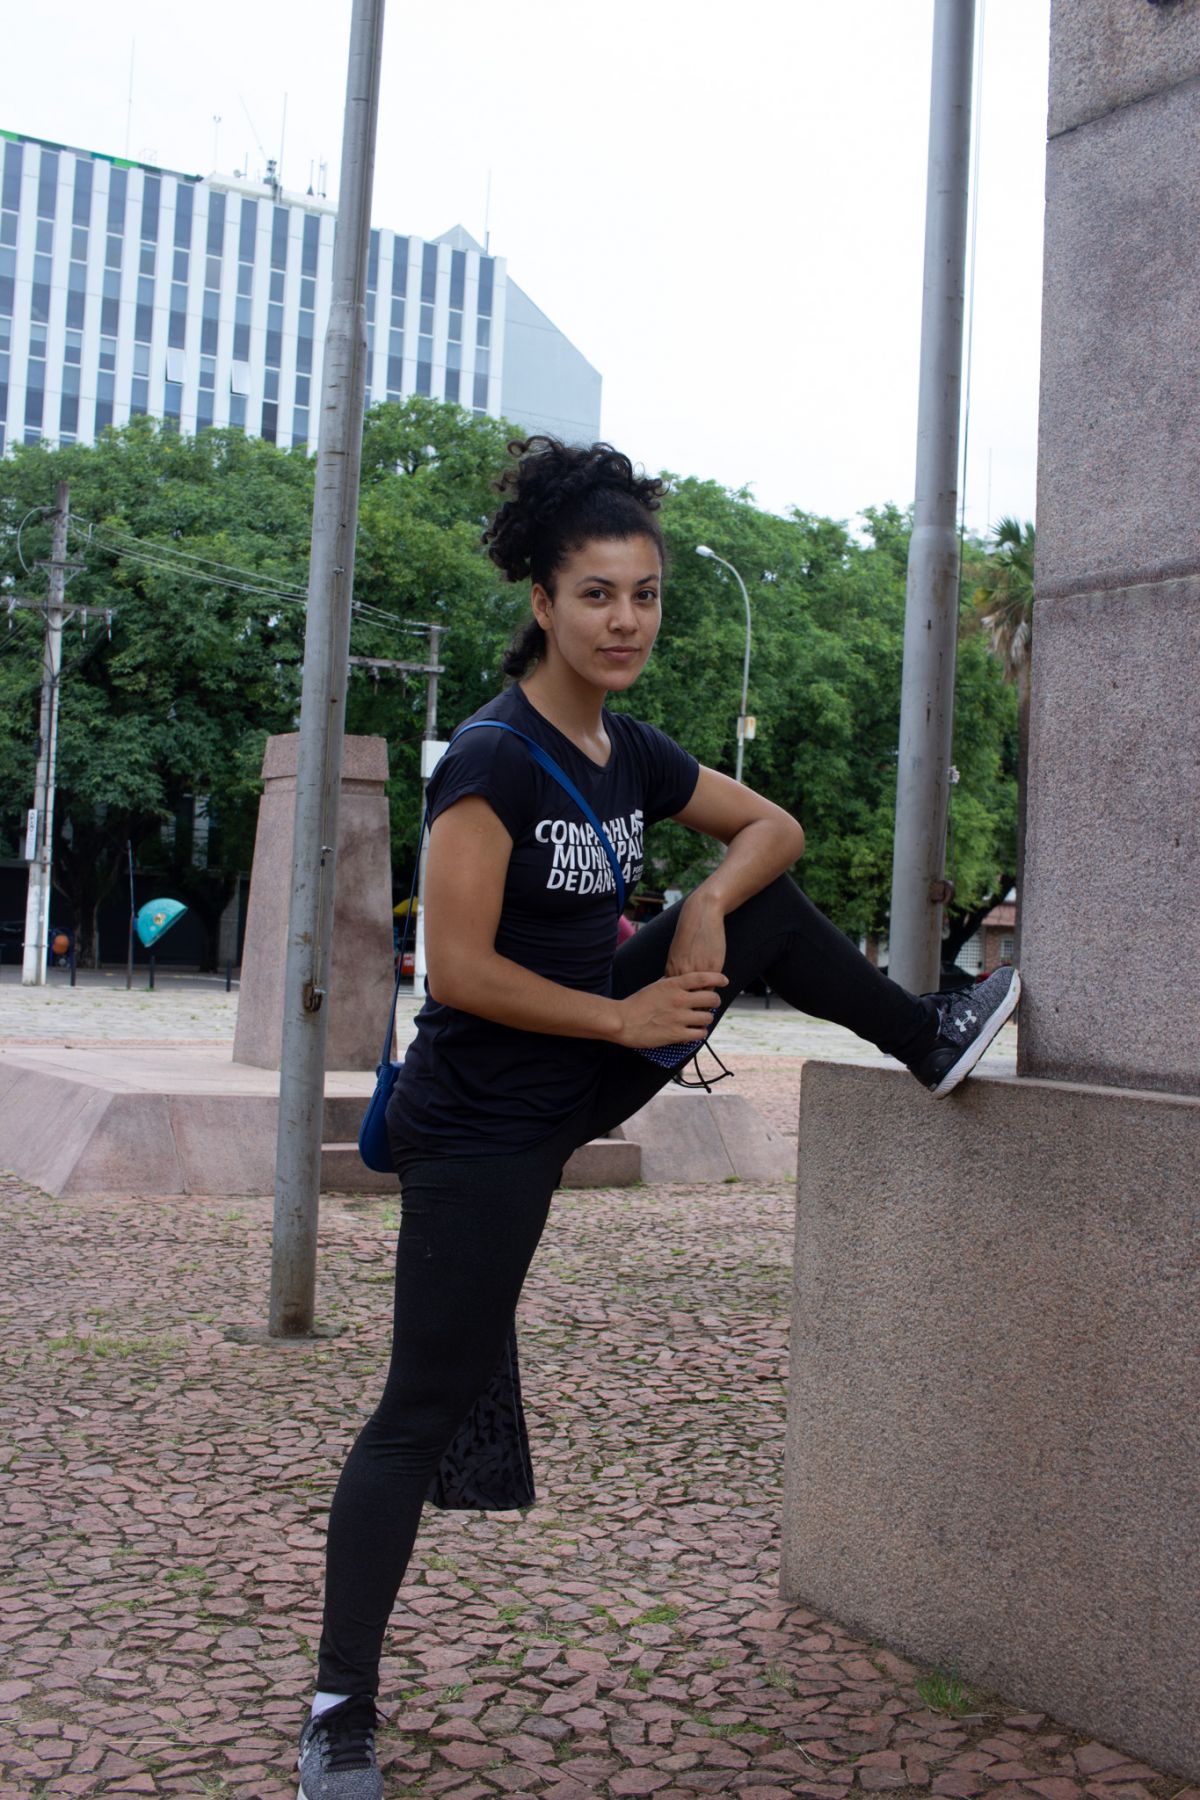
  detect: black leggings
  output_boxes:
[315,876,934,1694]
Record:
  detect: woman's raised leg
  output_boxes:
[585,875,938,1136]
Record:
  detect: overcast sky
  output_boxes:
[2,0,1051,534]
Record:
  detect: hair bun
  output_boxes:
[484,436,666,584]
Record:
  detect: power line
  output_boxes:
[68,513,310,597]
[67,513,430,639]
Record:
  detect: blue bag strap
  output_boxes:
[377,717,626,1069]
[378,811,426,1070]
[451,720,626,911]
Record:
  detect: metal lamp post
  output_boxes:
[695,545,752,784]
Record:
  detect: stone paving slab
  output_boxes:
[0,1145,1184,1800]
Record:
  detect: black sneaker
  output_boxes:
[297,1694,383,1800]
[907,965,1021,1097]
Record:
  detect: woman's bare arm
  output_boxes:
[664,766,805,977]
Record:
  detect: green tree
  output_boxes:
[0,420,314,962]
[967,516,1034,953]
[1,403,1021,968]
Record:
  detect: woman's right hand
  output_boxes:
[613,971,728,1048]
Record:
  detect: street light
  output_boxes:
[695,545,752,784]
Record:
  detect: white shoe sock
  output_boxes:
[312,1690,351,1717]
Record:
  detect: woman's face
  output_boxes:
[531,534,662,695]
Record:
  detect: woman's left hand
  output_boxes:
[666,892,727,980]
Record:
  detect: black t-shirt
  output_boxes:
[388,683,700,1151]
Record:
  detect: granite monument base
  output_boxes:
[780,1060,1199,1780]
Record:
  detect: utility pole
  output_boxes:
[21,482,70,987]
[269,0,386,1338]
[887,0,976,995]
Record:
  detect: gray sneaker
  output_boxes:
[297,1694,383,1800]
[907,965,1021,1097]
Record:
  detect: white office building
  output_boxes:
[0,129,601,457]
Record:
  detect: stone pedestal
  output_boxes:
[232,734,394,1071]
[781,1062,1199,1779]
[780,5,1200,1780]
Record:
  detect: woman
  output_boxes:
[297,439,1019,1799]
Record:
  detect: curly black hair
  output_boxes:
[483,437,667,677]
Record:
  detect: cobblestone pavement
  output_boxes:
[1,1149,1186,1800]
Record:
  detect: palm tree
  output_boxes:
[971,517,1035,957]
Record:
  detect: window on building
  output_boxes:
[32,248,52,325]
[72,157,93,227]
[2,141,22,214]
[37,148,59,221]
[62,363,82,437]
[201,288,219,355]
[999,935,1015,963]
[101,267,121,336]
[95,368,114,436]
[956,933,984,975]
[66,261,87,330]
[140,173,160,243]
[302,212,320,278]
[421,240,437,305]
[107,166,127,233]
[206,190,225,257]
[477,255,494,317]
[270,205,289,271]
[166,346,186,383]
[230,360,250,396]
[174,180,194,248]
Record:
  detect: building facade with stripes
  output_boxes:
[0,129,601,458]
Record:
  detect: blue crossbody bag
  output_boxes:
[357,718,708,1172]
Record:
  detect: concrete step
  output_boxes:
[320,1133,642,1193]
[322,1094,375,1142]
[320,1143,397,1193]
[561,1136,641,1188]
